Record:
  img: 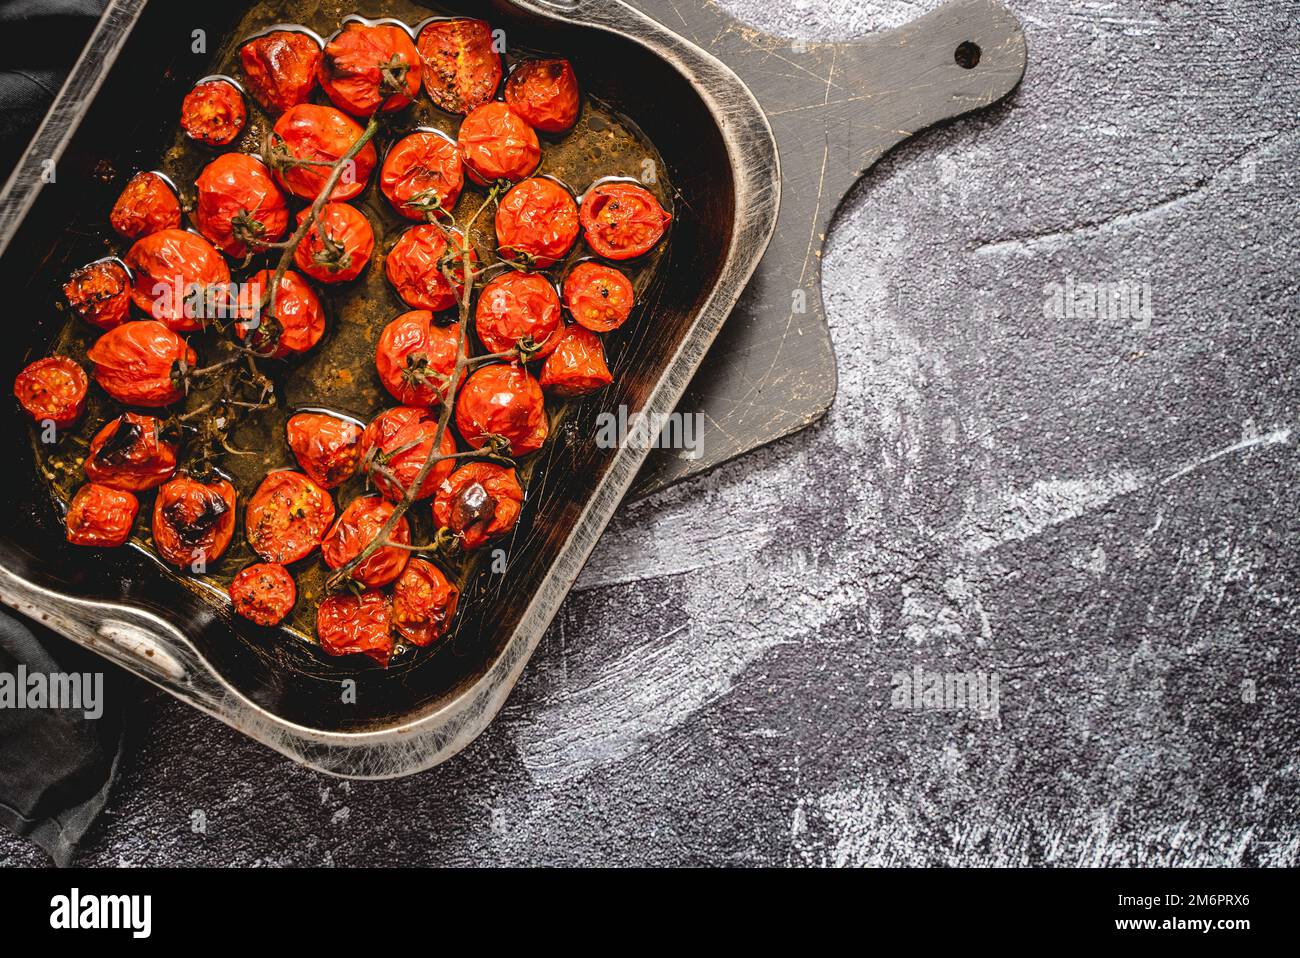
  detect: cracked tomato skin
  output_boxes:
[563,261,635,332]
[195,153,289,257]
[540,325,613,397]
[380,131,464,221]
[495,177,579,268]
[360,405,458,502]
[474,271,561,358]
[152,475,237,569]
[84,412,177,491]
[319,20,421,117]
[235,269,325,359]
[245,469,335,564]
[65,483,138,548]
[316,590,393,665]
[181,79,246,146]
[86,321,195,408]
[416,18,502,115]
[432,461,523,551]
[376,310,463,407]
[110,172,181,240]
[124,229,230,332]
[504,58,579,134]
[63,260,132,331]
[392,558,459,646]
[240,29,321,114]
[229,562,296,627]
[293,203,374,284]
[454,363,548,456]
[286,412,362,489]
[579,181,672,260]
[321,494,410,589]
[385,224,471,312]
[457,102,540,186]
[14,356,88,428]
[270,104,377,202]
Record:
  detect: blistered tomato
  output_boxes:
[504,58,580,133]
[181,79,246,146]
[269,104,377,202]
[65,483,138,548]
[293,203,374,283]
[84,412,177,491]
[432,461,523,550]
[109,172,181,240]
[579,181,672,260]
[63,260,132,330]
[236,269,325,359]
[359,405,458,502]
[457,102,540,186]
[229,562,297,627]
[152,474,237,569]
[86,321,195,408]
[539,325,613,396]
[416,18,502,115]
[392,558,459,646]
[14,356,88,428]
[316,590,392,665]
[474,272,561,357]
[195,153,289,257]
[385,224,472,312]
[495,177,579,268]
[320,494,410,588]
[124,229,230,332]
[454,363,548,456]
[380,131,464,221]
[240,29,321,114]
[318,20,421,116]
[285,412,362,489]
[562,261,635,332]
[375,310,463,406]
[245,470,335,564]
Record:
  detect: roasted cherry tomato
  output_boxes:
[454,363,548,456]
[229,562,296,626]
[318,20,421,116]
[293,203,374,284]
[63,260,131,331]
[540,325,613,396]
[14,356,87,428]
[495,177,579,268]
[457,102,540,186]
[563,261,635,332]
[375,310,463,406]
[245,469,336,564]
[110,172,182,240]
[286,412,362,489]
[385,224,472,312]
[239,29,322,114]
[359,405,458,502]
[152,474,237,569]
[124,229,230,332]
[235,269,325,359]
[579,181,672,260]
[65,483,138,548]
[475,271,561,357]
[270,103,378,202]
[195,153,289,257]
[181,79,246,146]
[321,494,410,588]
[86,321,195,408]
[380,131,464,220]
[316,590,393,665]
[84,412,177,491]
[392,558,459,646]
[432,461,523,550]
[416,18,502,115]
[504,58,580,134]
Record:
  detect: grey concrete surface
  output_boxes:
[2,0,1298,866]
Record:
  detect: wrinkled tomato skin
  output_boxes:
[271,104,377,202]
[385,225,471,311]
[416,18,502,115]
[376,310,463,406]
[457,102,540,186]
[14,356,88,428]
[86,321,195,408]
[110,172,182,240]
[316,591,393,665]
[319,21,421,116]
[63,260,132,330]
[563,261,635,332]
[124,229,230,332]
[504,59,580,134]
[540,325,614,396]
[294,203,374,284]
[65,483,138,548]
[495,177,579,268]
[195,153,289,257]
[392,558,459,646]
[240,30,321,114]
[454,363,548,456]
[236,269,325,359]
[475,272,561,357]
[321,495,410,588]
[181,79,246,146]
[432,461,523,550]
[380,131,464,221]
[152,475,237,569]
[286,412,362,489]
[229,562,297,627]
[245,470,335,564]
[579,181,672,260]
[84,412,177,491]
[360,405,458,501]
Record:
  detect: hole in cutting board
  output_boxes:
[954,41,981,68]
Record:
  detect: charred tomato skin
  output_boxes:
[110,172,182,240]
[285,412,363,489]
[316,590,393,665]
[14,356,88,429]
[124,229,231,332]
[563,261,635,332]
[495,177,579,268]
[181,79,247,146]
[375,310,464,406]
[321,494,411,589]
[86,321,195,408]
[392,557,459,646]
[504,58,580,134]
[432,461,523,550]
[318,20,421,117]
[229,562,297,627]
[474,271,562,357]
[236,269,326,359]
[293,203,374,284]
[454,363,548,456]
[195,153,289,257]
[240,30,321,114]
[63,260,132,330]
[84,412,177,491]
[385,224,471,312]
[380,131,464,221]
[360,405,459,502]
[457,102,540,186]
[65,483,138,548]
[416,18,502,115]
[579,181,672,260]
[245,469,336,564]
[152,475,237,569]
[270,104,378,202]
[540,325,614,397]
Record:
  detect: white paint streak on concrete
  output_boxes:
[1160,426,1292,485]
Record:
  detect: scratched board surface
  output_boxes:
[3,0,1299,866]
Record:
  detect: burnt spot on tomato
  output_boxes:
[163,491,230,545]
